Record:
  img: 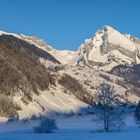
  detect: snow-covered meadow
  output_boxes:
[0,114,139,140]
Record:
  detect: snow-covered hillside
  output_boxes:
[8,64,139,119]
[20,35,77,65]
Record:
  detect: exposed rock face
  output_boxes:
[110,64,140,88]
[77,26,140,71]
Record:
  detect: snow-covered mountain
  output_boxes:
[1,26,140,70]
[0,26,140,120]
[77,26,140,70]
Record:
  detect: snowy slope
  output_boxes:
[6,63,139,120]
[20,35,76,65]
[15,85,88,119]
[58,65,140,104]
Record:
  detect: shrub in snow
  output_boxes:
[30,114,39,120]
[134,101,140,126]
[21,118,29,124]
[7,115,19,123]
[33,117,58,133]
[94,83,125,132]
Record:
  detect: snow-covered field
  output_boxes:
[0,114,139,140]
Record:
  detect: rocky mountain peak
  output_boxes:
[77,26,140,70]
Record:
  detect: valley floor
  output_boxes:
[0,115,139,140]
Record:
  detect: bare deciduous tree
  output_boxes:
[94,83,125,132]
[33,117,58,133]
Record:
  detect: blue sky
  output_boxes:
[0,0,140,50]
